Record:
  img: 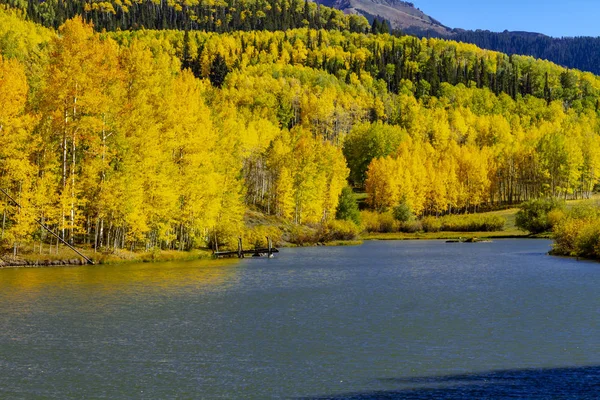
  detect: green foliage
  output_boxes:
[343,122,405,186]
[371,18,390,35]
[6,0,370,34]
[438,214,505,232]
[516,198,565,234]
[209,54,229,88]
[335,186,361,225]
[421,216,442,233]
[573,224,600,258]
[433,29,600,76]
[392,201,414,222]
[361,211,504,234]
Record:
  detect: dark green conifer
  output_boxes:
[209,54,229,88]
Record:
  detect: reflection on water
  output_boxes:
[0,258,240,295]
[0,240,599,398]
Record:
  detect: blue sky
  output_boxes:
[414,0,599,37]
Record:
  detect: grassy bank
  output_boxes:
[363,231,544,241]
[1,245,214,267]
[361,208,544,241]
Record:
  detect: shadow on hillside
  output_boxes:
[302,365,600,399]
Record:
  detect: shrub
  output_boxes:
[392,201,414,222]
[552,205,600,259]
[360,211,399,233]
[422,216,442,232]
[399,220,423,233]
[575,223,600,258]
[361,211,381,233]
[516,198,565,234]
[440,214,505,232]
[245,225,283,248]
[547,208,566,228]
[319,220,360,242]
[336,186,361,225]
[378,212,397,233]
[569,203,600,220]
[553,218,586,256]
[288,225,319,246]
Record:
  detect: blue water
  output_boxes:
[0,240,599,398]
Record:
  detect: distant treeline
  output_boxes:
[405,27,600,76]
[1,0,369,32]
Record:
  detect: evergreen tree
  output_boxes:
[209,54,229,88]
[371,19,380,35]
[336,186,361,225]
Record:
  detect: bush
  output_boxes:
[552,205,600,259]
[244,225,283,248]
[393,201,414,222]
[575,223,600,258]
[440,214,505,232]
[360,211,399,233]
[422,216,442,232]
[516,198,565,234]
[288,225,319,246]
[547,208,566,228]
[378,212,397,233]
[569,203,600,220]
[552,218,583,256]
[361,211,381,233]
[336,186,361,225]
[399,220,422,233]
[319,220,360,242]
[553,217,600,258]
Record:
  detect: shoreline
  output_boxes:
[0,232,547,269]
[362,231,551,241]
[0,248,215,269]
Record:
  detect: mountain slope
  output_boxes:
[315,0,600,75]
[314,0,450,34]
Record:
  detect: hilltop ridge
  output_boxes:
[314,0,450,35]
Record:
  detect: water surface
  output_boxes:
[0,240,599,398]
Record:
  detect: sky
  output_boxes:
[414,0,600,38]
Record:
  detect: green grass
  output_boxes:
[565,194,600,209]
[361,207,541,241]
[323,240,363,247]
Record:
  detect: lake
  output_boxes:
[0,239,599,399]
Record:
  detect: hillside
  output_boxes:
[0,0,370,32]
[313,0,450,35]
[5,0,600,74]
[323,0,600,75]
[1,5,600,257]
[443,30,600,76]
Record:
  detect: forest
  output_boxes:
[6,0,600,76]
[0,0,370,32]
[1,4,600,256]
[406,27,600,76]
